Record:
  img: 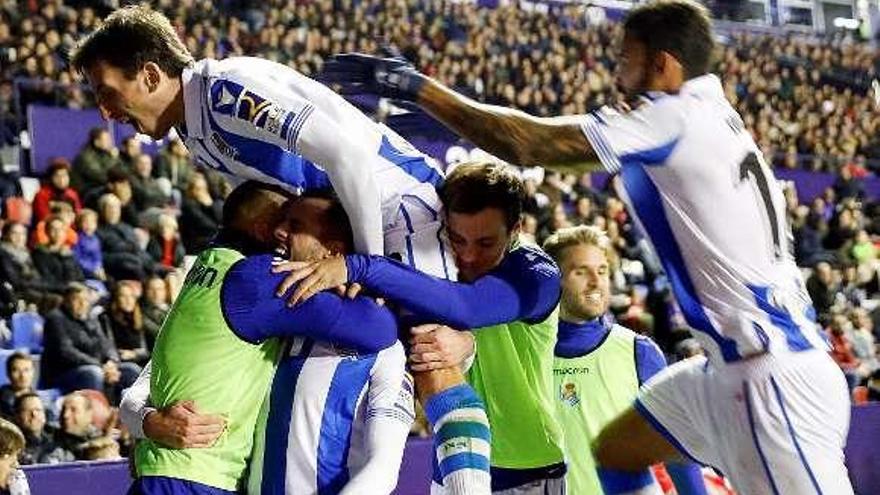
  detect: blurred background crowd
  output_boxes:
[0,0,877,468]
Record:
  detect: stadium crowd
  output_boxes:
[0,0,876,472]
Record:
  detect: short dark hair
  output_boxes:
[13,392,40,416]
[88,127,108,144]
[623,0,715,79]
[5,352,30,378]
[70,5,193,78]
[440,162,524,231]
[222,181,291,230]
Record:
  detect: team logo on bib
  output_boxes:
[559,382,580,407]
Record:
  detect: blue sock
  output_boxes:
[597,467,657,494]
[424,384,492,494]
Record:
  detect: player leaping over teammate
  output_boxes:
[319,0,855,492]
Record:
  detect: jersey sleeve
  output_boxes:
[634,335,668,385]
[366,343,415,426]
[221,255,397,352]
[579,98,685,173]
[206,73,385,255]
[345,246,561,329]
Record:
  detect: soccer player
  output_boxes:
[320,1,855,492]
[73,8,489,492]
[543,225,706,495]
[121,182,400,495]
[276,163,566,494]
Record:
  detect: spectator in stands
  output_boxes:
[0,354,33,421]
[180,172,222,254]
[72,208,106,282]
[807,261,838,318]
[0,417,26,493]
[56,392,101,460]
[85,166,139,227]
[79,435,121,461]
[849,307,878,374]
[146,213,184,272]
[155,138,193,193]
[867,369,880,402]
[40,283,139,399]
[0,222,63,310]
[32,158,81,223]
[851,229,877,264]
[140,276,169,350]
[15,393,71,465]
[829,314,863,390]
[833,165,864,201]
[108,282,149,367]
[130,153,169,212]
[32,215,85,290]
[30,201,77,249]
[96,193,153,281]
[118,135,141,172]
[71,127,118,195]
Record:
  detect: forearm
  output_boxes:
[339,417,410,495]
[417,80,595,170]
[120,360,154,439]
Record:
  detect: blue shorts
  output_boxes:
[127,476,237,495]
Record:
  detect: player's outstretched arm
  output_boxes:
[320,53,598,172]
[222,255,398,352]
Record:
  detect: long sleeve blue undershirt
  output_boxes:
[345,244,561,329]
[221,254,397,353]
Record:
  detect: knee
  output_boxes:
[77,364,105,389]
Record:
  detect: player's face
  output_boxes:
[615,34,652,100]
[559,244,610,322]
[275,197,335,262]
[85,60,173,139]
[446,208,517,282]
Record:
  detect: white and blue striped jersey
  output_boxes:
[179,57,445,256]
[247,339,414,495]
[580,74,827,364]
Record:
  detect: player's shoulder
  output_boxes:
[506,243,561,278]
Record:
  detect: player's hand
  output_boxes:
[143,400,226,449]
[272,255,348,306]
[319,49,427,101]
[408,324,475,372]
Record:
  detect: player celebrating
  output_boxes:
[72,6,489,493]
[320,0,855,492]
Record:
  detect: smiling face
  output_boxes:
[446,208,518,283]
[85,60,181,139]
[559,243,611,323]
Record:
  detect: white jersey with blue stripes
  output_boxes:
[179,57,445,256]
[248,339,414,495]
[580,74,827,364]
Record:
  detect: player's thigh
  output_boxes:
[606,356,716,471]
[729,351,853,495]
[592,405,685,472]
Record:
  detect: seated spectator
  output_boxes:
[32,158,81,223]
[96,193,154,281]
[829,315,863,391]
[851,229,877,264]
[146,213,184,272]
[140,276,169,350]
[85,166,139,227]
[71,127,119,196]
[0,417,27,493]
[32,215,85,290]
[72,209,106,282]
[118,135,141,172]
[30,202,78,249]
[806,261,838,318]
[180,172,222,254]
[40,283,139,400]
[108,282,149,368]
[0,354,34,420]
[155,138,194,193]
[0,222,63,310]
[55,392,101,461]
[130,154,169,212]
[14,393,71,465]
[850,308,879,374]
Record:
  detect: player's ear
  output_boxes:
[142,62,163,92]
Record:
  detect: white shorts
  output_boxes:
[636,350,854,495]
[385,193,456,281]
